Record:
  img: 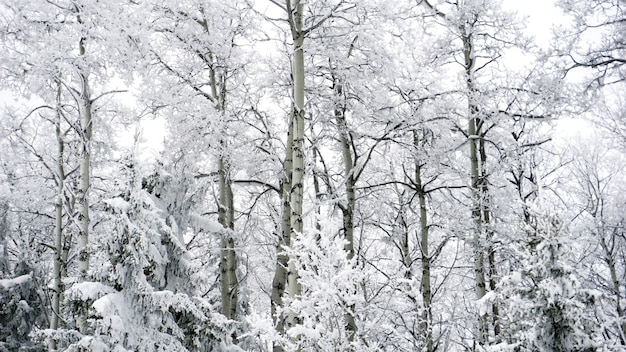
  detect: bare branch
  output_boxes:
[233,179,281,194]
[152,50,216,104]
[91,90,128,103]
[303,2,356,36]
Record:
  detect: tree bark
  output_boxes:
[601,235,626,344]
[76,35,92,281]
[333,75,358,342]
[462,27,489,345]
[286,0,305,338]
[413,131,433,352]
[50,80,65,351]
[211,65,239,323]
[271,114,293,351]
[218,155,238,320]
[312,142,322,236]
[480,138,500,338]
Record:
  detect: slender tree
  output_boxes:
[285,0,306,339]
[570,143,626,347]
[50,80,66,350]
[75,31,93,280]
[146,0,254,324]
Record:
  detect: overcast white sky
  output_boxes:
[506,0,566,47]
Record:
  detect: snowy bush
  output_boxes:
[494,213,602,352]
[0,264,46,352]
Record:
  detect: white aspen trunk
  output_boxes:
[76,36,92,280]
[469,112,488,346]
[50,81,65,347]
[226,183,238,321]
[311,138,322,278]
[413,131,433,352]
[218,156,232,318]
[210,66,239,323]
[601,236,626,344]
[311,134,322,236]
[0,206,7,275]
[196,9,241,322]
[333,78,358,341]
[462,28,488,345]
[286,0,305,337]
[221,78,239,323]
[218,159,238,320]
[480,138,500,338]
[271,115,293,352]
[334,82,355,261]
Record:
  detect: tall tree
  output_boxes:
[264,0,363,348]
[145,0,256,326]
[418,0,568,346]
[286,2,306,336]
[50,80,66,350]
[569,142,626,347]
[74,4,94,280]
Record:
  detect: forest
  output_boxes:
[0,0,624,351]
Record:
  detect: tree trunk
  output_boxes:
[600,236,626,345]
[218,155,238,320]
[271,110,294,352]
[463,28,489,345]
[333,75,358,342]
[311,133,322,236]
[50,81,65,350]
[226,186,238,321]
[480,138,500,338]
[76,36,92,280]
[413,131,433,352]
[212,65,239,323]
[0,205,7,276]
[286,0,305,338]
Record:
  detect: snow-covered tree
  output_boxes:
[494,208,601,352]
[45,152,235,351]
[567,140,626,349]
[0,263,47,352]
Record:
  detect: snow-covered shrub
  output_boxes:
[0,262,46,352]
[258,229,368,352]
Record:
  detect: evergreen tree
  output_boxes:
[0,262,46,352]
[47,155,235,351]
[495,210,601,351]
